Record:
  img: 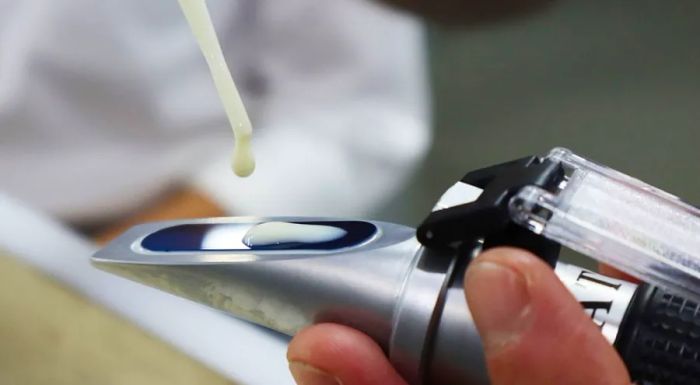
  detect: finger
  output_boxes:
[465,247,631,385]
[287,323,408,385]
[598,264,641,283]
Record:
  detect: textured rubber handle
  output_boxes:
[616,284,700,385]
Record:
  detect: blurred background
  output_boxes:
[382,0,700,223]
[380,0,700,266]
[1,0,699,384]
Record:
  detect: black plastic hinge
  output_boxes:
[417,156,565,266]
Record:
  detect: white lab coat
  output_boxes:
[0,0,429,225]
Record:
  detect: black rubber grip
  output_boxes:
[615,284,700,385]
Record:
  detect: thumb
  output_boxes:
[465,247,632,385]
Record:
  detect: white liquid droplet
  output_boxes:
[243,222,348,248]
[232,132,255,177]
[178,0,255,177]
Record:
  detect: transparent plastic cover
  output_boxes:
[510,148,700,301]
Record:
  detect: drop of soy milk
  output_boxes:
[243,222,348,248]
[232,133,255,177]
[178,0,256,177]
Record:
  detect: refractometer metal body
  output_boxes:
[93,148,700,385]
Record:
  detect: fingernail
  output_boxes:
[466,260,533,353]
[289,361,342,385]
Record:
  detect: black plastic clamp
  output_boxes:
[416,155,565,266]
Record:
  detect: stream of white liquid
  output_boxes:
[178,0,256,177]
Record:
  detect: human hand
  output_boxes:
[286,247,632,385]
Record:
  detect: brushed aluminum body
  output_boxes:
[92,217,637,385]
